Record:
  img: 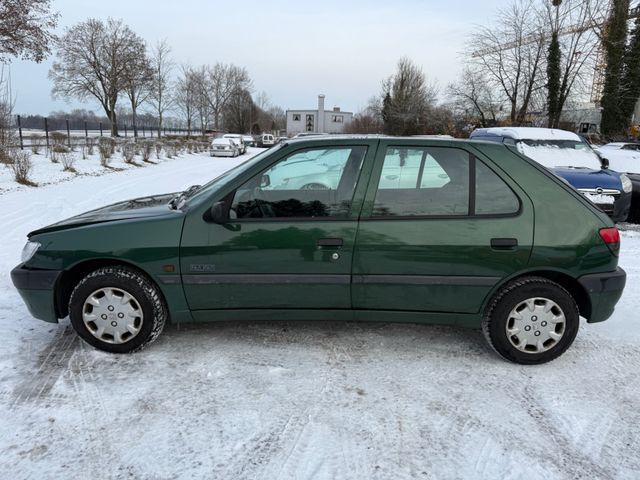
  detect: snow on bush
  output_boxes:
[122,141,136,164]
[141,140,154,162]
[30,135,42,155]
[98,138,113,167]
[59,149,76,172]
[10,149,35,186]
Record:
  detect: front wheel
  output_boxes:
[69,266,167,353]
[482,277,579,364]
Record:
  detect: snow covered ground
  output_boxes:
[1,148,639,479]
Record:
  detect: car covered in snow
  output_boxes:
[596,143,640,222]
[223,134,246,155]
[11,135,626,364]
[210,137,239,157]
[470,127,632,222]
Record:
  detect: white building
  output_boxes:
[286,94,353,136]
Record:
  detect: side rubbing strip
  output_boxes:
[352,275,499,286]
[182,274,351,285]
[158,274,181,285]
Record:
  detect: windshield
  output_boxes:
[517,139,602,169]
[182,145,284,207]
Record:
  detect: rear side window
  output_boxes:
[372,146,519,218]
[475,161,520,215]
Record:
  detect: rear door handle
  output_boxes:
[316,238,343,248]
[491,238,518,249]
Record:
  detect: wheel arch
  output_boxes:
[55,258,159,319]
[482,270,592,321]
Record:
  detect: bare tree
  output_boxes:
[0,0,59,63]
[148,40,174,137]
[123,48,153,137]
[223,88,254,133]
[49,18,146,136]
[174,64,199,135]
[545,0,607,128]
[380,57,438,135]
[200,63,252,129]
[447,67,502,127]
[469,0,545,125]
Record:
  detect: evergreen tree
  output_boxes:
[601,0,630,137]
[621,14,640,129]
[547,32,562,128]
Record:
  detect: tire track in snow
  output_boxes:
[10,324,79,407]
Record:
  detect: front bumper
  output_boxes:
[10,264,61,323]
[578,267,626,323]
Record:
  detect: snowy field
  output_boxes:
[1,148,639,479]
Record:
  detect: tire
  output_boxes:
[482,277,579,365]
[69,266,167,353]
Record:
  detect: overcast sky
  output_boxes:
[9,0,507,117]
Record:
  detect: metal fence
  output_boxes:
[12,115,200,150]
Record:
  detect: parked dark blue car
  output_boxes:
[470,127,632,222]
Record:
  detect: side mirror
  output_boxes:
[260,174,271,188]
[206,201,229,224]
[601,157,610,169]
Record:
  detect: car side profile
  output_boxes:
[11,136,626,364]
[469,127,633,222]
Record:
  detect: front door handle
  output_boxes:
[316,238,343,248]
[491,238,518,250]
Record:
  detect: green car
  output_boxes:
[11,136,626,364]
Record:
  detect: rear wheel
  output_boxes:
[482,277,579,364]
[69,266,167,353]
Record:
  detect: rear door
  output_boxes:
[352,140,534,314]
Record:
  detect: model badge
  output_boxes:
[190,264,216,272]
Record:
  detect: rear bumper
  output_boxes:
[10,264,61,323]
[578,267,626,323]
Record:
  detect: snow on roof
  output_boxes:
[480,127,581,141]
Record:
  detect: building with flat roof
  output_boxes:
[286,94,353,136]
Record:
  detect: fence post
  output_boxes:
[44,117,50,149]
[84,121,88,140]
[66,119,71,149]
[142,125,145,137]
[99,122,103,137]
[17,115,24,150]
[124,124,127,138]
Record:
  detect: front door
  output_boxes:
[180,142,376,311]
[353,141,534,315]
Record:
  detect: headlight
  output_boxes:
[620,174,633,194]
[21,241,41,263]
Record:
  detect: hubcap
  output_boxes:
[505,297,566,354]
[82,287,144,344]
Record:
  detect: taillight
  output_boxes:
[599,227,620,256]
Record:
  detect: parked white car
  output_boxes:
[242,135,255,147]
[210,138,239,157]
[223,134,246,154]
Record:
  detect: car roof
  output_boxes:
[471,127,581,142]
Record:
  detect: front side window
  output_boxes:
[231,147,367,219]
[373,147,469,217]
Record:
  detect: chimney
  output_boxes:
[333,107,340,112]
[318,94,325,133]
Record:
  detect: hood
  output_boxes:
[29,193,178,237]
[551,167,621,190]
